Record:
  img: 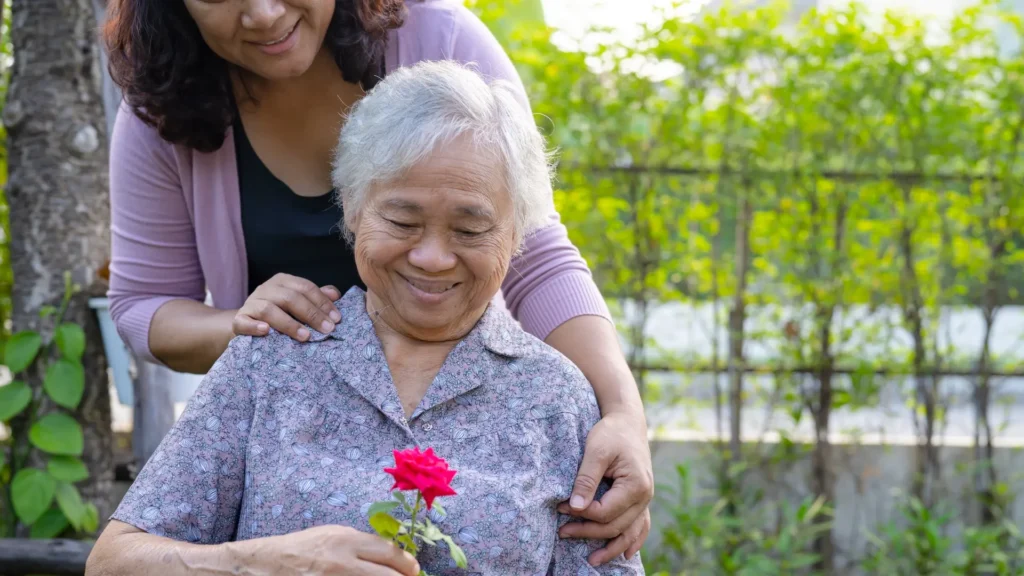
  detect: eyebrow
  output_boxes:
[454,205,495,220]
[381,198,422,213]
[381,198,494,220]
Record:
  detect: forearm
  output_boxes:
[87,523,254,576]
[149,300,236,374]
[545,316,644,422]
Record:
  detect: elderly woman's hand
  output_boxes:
[240,525,421,576]
[557,410,654,565]
[233,273,343,341]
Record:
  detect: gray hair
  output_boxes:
[331,60,555,247]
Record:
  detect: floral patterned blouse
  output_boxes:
[111,287,644,575]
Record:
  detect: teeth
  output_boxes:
[407,278,456,294]
[259,25,293,45]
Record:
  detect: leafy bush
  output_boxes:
[0,274,97,537]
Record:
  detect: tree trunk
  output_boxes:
[6,0,114,528]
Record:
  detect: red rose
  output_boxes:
[384,447,457,509]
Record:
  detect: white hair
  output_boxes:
[331,60,555,248]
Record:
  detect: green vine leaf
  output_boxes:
[4,330,42,373]
[47,456,89,482]
[29,413,84,456]
[30,508,70,539]
[44,358,85,410]
[11,467,56,525]
[55,323,86,362]
[0,380,32,422]
[55,481,88,532]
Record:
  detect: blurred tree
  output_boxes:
[5,0,113,529]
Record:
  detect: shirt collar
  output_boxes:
[307,287,532,359]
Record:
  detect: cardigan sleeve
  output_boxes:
[446,3,612,339]
[107,103,207,365]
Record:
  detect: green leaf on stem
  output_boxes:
[82,503,99,533]
[369,512,401,539]
[55,324,86,362]
[393,490,408,507]
[0,380,32,421]
[47,456,90,482]
[4,330,42,373]
[397,533,419,556]
[44,359,85,410]
[441,534,468,568]
[39,306,57,319]
[55,481,88,531]
[29,413,84,456]
[11,467,56,525]
[368,500,399,518]
[30,508,70,539]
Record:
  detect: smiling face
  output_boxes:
[351,135,516,342]
[182,0,334,81]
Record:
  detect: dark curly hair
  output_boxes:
[103,1,406,152]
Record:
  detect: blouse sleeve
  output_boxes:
[550,367,646,574]
[447,5,612,341]
[107,103,208,365]
[110,336,255,543]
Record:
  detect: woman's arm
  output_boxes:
[106,104,214,369]
[86,521,420,576]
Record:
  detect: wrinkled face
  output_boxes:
[351,136,516,342]
[183,0,333,80]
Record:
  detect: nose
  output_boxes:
[241,0,286,30]
[408,233,457,273]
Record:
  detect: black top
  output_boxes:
[234,118,365,296]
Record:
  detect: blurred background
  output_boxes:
[2,0,1024,574]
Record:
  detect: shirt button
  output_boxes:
[423,423,433,432]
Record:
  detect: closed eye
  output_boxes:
[387,219,417,230]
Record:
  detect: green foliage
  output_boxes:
[470,0,1024,571]
[645,461,829,576]
[0,274,94,538]
[864,497,1024,575]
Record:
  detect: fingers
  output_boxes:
[240,274,343,341]
[579,510,649,566]
[560,477,641,525]
[232,314,269,336]
[320,284,342,302]
[625,511,650,558]
[569,441,613,513]
[272,276,339,332]
[354,537,420,576]
[558,500,645,539]
[238,299,310,341]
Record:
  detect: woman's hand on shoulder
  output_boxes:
[557,410,653,565]
[233,273,342,341]
[238,525,420,576]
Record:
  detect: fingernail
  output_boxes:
[297,327,310,341]
[570,495,585,509]
[330,310,341,322]
[321,320,334,333]
[257,323,269,333]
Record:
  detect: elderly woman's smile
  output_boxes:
[352,135,516,342]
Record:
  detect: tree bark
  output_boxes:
[5,0,113,529]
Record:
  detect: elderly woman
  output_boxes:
[86,61,644,576]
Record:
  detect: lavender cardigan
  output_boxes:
[107,0,610,366]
